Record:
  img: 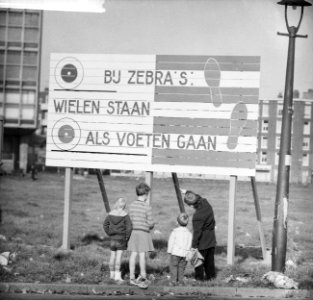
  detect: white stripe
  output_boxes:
[49,91,155,101]
[162,70,260,88]
[45,156,255,176]
[51,53,156,63]
[46,150,151,164]
[47,119,153,131]
[152,102,259,120]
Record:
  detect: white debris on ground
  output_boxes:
[0,251,17,273]
[0,252,10,266]
[262,271,299,289]
[286,259,297,269]
[224,274,251,284]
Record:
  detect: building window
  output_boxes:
[41,111,47,120]
[6,90,20,104]
[276,136,281,149]
[262,103,269,117]
[260,151,267,164]
[303,137,310,151]
[9,11,23,26]
[304,121,311,135]
[261,136,268,149]
[302,154,309,167]
[22,91,35,105]
[276,120,282,134]
[302,170,309,185]
[275,152,280,166]
[304,104,311,119]
[42,95,47,104]
[262,120,269,133]
[277,103,283,117]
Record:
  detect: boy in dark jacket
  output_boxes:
[183,190,216,280]
[103,198,132,282]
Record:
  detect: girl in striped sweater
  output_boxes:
[127,182,155,287]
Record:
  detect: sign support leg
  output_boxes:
[62,167,73,250]
[227,175,237,265]
[171,172,185,213]
[96,169,111,212]
[250,176,267,260]
[145,171,153,204]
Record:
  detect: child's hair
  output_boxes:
[113,197,126,210]
[177,213,189,227]
[136,182,151,196]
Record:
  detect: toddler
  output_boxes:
[167,212,192,284]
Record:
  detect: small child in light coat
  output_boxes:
[167,213,192,284]
[103,198,132,282]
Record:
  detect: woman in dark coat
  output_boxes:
[184,190,216,280]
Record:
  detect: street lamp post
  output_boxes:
[272,0,312,272]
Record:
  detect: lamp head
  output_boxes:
[277,0,312,7]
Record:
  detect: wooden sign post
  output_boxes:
[227,175,237,264]
[96,169,111,212]
[62,167,73,250]
[145,171,153,204]
[250,176,267,259]
[172,172,185,213]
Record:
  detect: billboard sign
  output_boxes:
[46,54,260,176]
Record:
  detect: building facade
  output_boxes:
[257,96,313,184]
[0,8,42,174]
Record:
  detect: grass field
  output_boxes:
[0,171,312,289]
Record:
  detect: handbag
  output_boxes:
[188,248,204,268]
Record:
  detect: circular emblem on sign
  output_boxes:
[55,57,84,89]
[61,64,78,83]
[52,117,81,151]
[58,124,75,143]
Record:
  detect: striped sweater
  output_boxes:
[129,200,155,232]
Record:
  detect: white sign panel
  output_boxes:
[46,54,261,176]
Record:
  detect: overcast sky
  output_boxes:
[40,0,313,99]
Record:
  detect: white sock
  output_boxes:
[115,270,123,281]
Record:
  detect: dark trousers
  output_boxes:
[170,255,187,282]
[194,247,215,280]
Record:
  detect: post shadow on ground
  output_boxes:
[215,245,264,262]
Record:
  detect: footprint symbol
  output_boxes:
[227,102,248,150]
[204,57,223,107]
